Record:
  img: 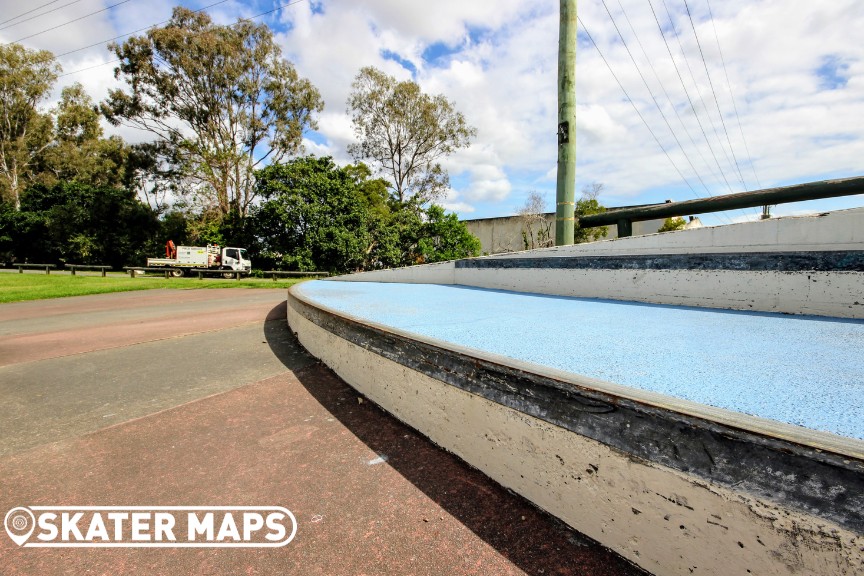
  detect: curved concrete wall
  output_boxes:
[287,290,863,576]
[288,207,864,574]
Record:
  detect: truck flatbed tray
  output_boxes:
[123,267,246,279]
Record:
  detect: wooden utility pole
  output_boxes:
[556,0,577,246]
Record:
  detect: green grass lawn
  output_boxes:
[0,273,309,304]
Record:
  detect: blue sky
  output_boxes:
[2,0,864,226]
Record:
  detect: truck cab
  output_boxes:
[221,247,252,272]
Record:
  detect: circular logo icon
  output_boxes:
[4,507,35,546]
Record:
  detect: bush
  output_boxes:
[658,217,687,232]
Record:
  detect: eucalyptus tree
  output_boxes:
[0,43,59,210]
[347,66,475,205]
[36,83,129,191]
[102,7,323,216]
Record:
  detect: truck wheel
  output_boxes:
[222,271,235,279]
[170,269,184,277]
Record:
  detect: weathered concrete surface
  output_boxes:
[452,264,864,318]
[0,289,287,365]
[0,324,297,456]
[0,289,645,576]
[0,287,275,324]
[462,213,664,255]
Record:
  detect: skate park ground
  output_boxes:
[0,288,645,575]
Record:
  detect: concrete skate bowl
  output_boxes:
[287,210,864,576]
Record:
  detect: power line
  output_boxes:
[599,2,713,198]
[0,0,77,28]
[682,0,759,220]
[645,0,741,202]
[577,15,709,208]
[653,0,758,223]
[57,58,121,78]
[53,0,232,59]
[611,0,723,196]
[598,0,722,204]
[57,0,309,78]
[705,0,761,190]
[8,0,135,44]
[681,0,748,191]
[658,0,738,192]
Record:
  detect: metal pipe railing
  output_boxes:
[579,176,864,237]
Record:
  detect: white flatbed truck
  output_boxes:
[146,245,252,278]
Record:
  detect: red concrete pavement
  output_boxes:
[0,288,647,576]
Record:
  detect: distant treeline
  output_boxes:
[0,9,480,272]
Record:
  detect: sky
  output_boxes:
[2,0,863,226]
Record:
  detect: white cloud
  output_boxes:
[300,137,334,159]
[440,188,475,214]
[441,201,475,214]
[322,0,529,46]
[444,145,512,203]
[465,176,511,203]
[3,0,864,221]
[310,112,355,164]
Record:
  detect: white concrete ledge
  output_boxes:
[331,208,864,319]
[338,260,455,284]
[454,267,864,318]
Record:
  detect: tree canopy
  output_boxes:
[0,43,60,210]
[0,28,482,274]
[251,156,480,274]
[253,156,378,273]
[415,205,481,263]
[102,7,323,216]
[0,181,159,267]
[35,83,130,191]
[0,45,159,266]
[574,183,609,244]
[347,66,475,205]
[658,216,687,232]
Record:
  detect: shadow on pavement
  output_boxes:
[263,303,647,576]
[262,301,317,372]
